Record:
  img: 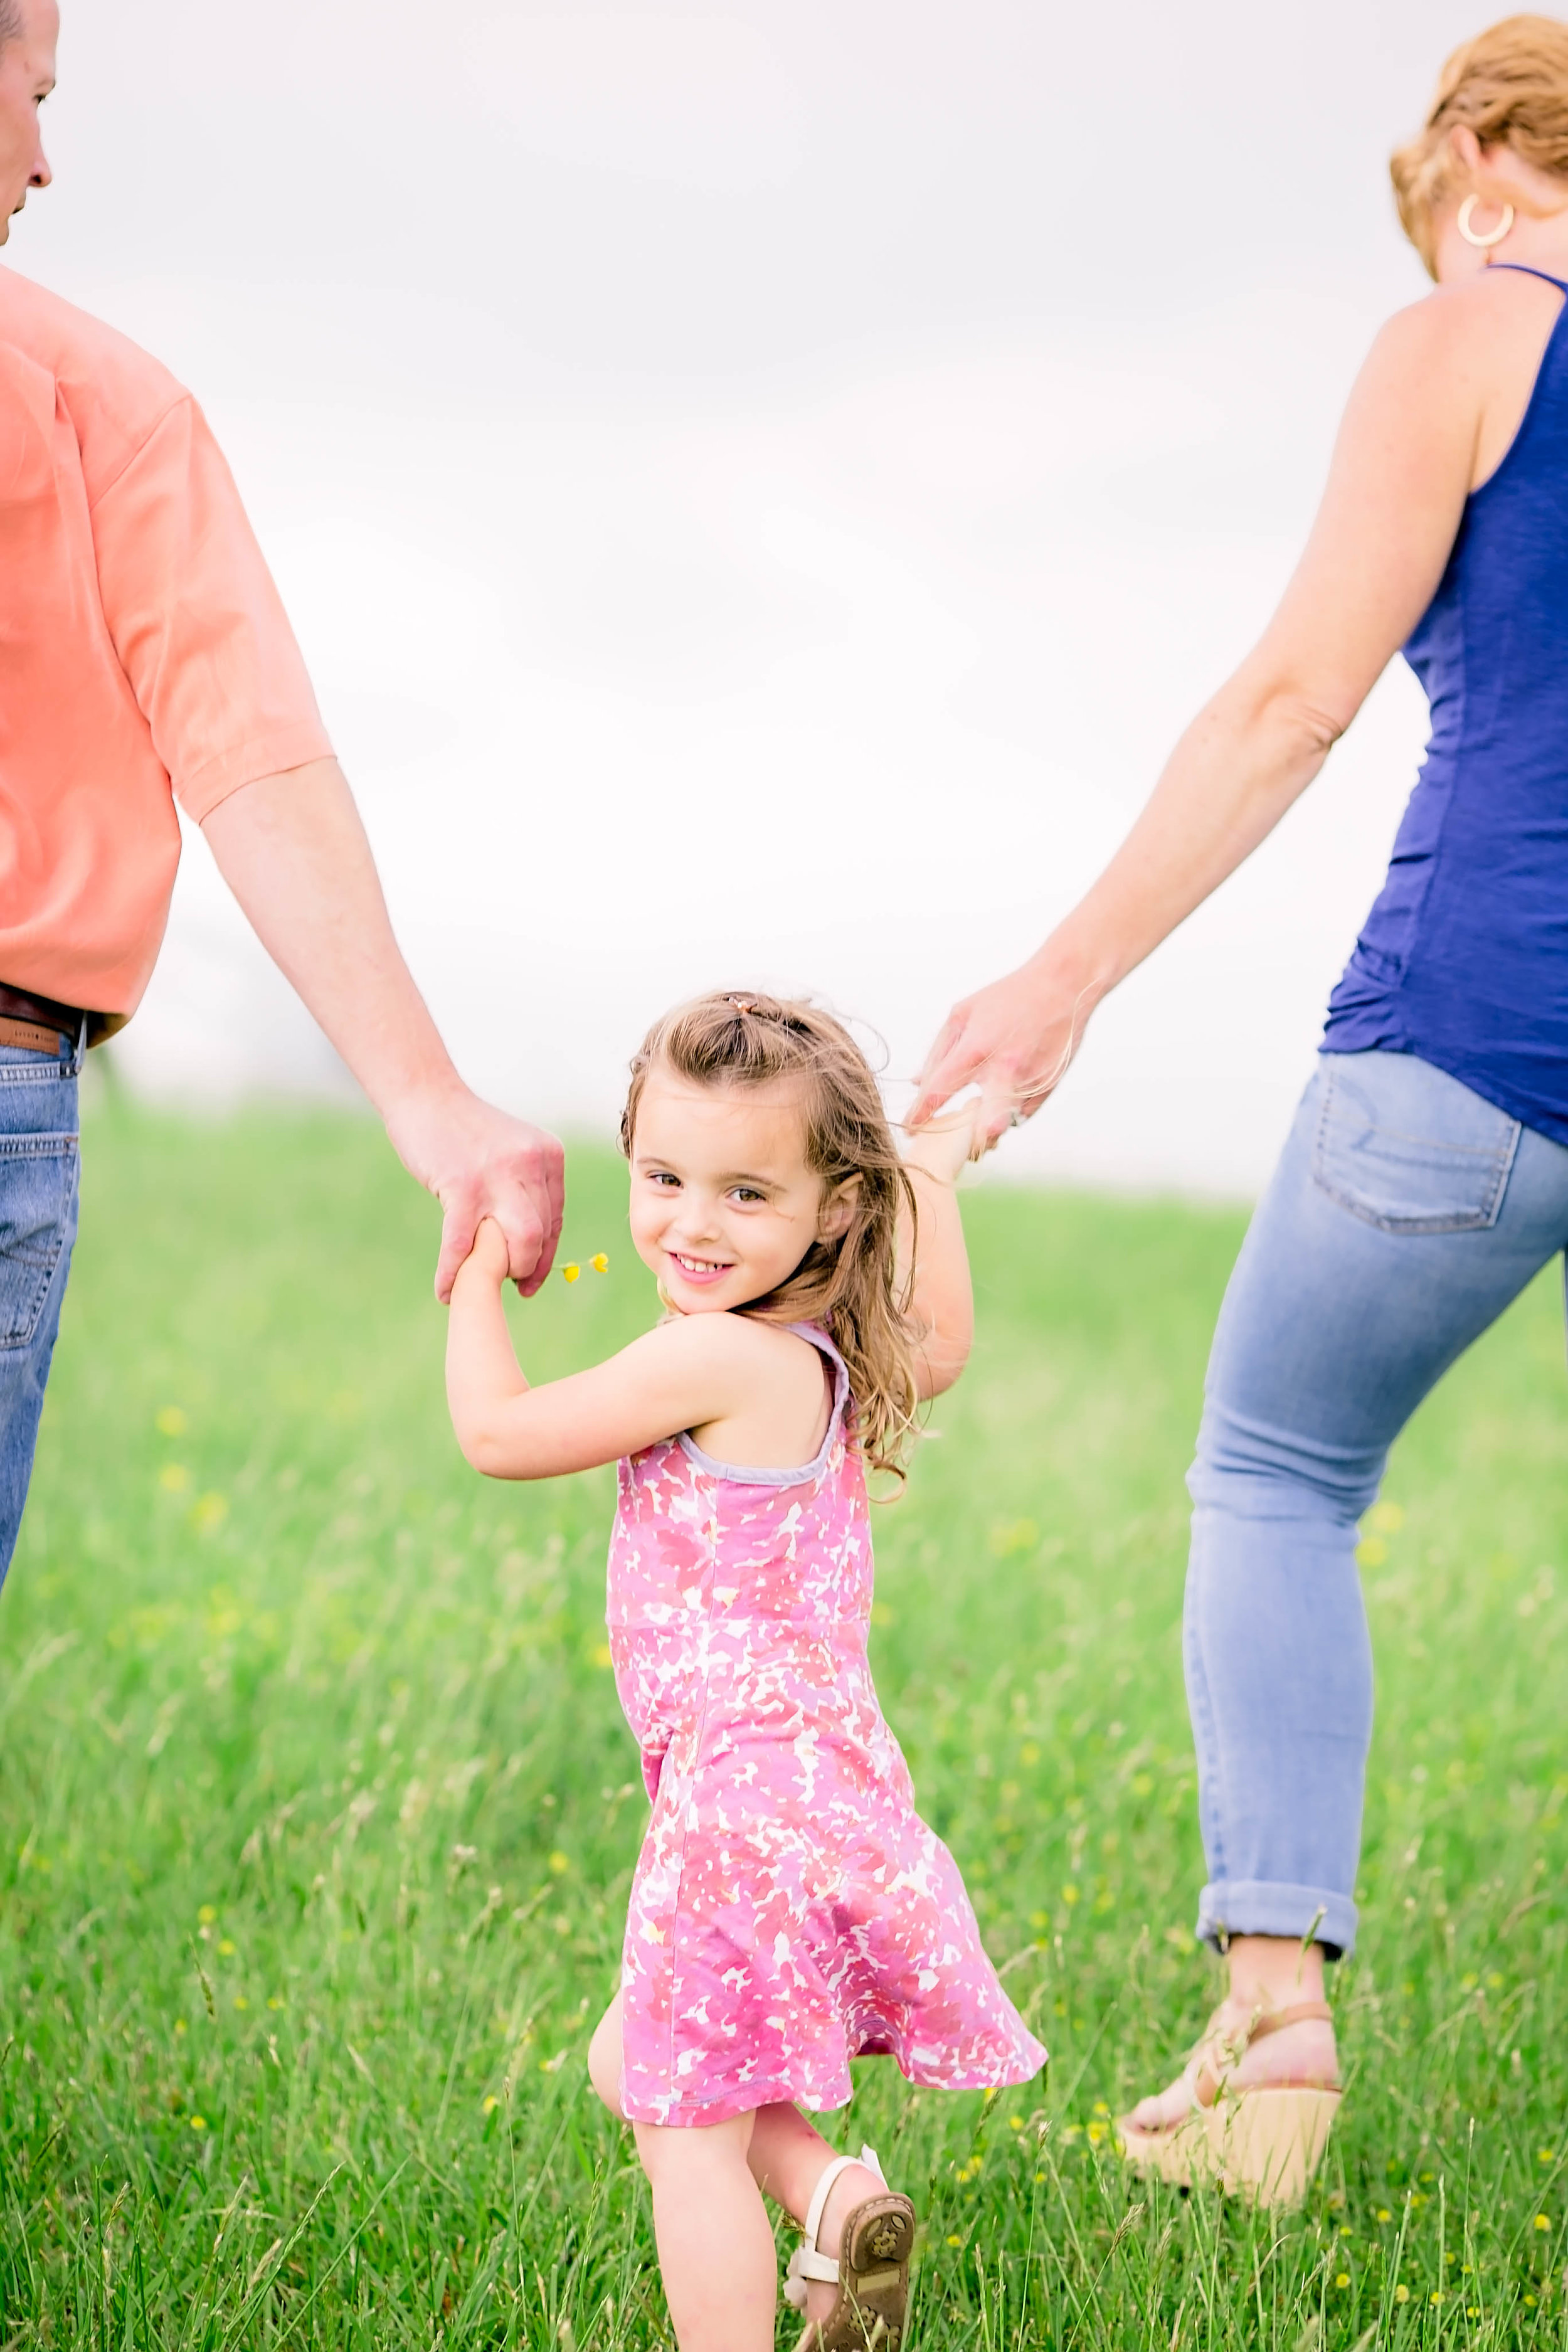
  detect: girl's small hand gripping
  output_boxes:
[460,1216,512,1284]
[899,1099,985,1185]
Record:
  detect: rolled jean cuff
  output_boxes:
[1196,1878,1357,1963]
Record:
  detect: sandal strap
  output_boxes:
[788,2248,842,2291]
[1249,2001,1333,2042]
[785,2144,893,2311]
[802,2154,861,2253]
[1192,2000,1335,2107]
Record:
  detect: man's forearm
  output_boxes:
[201,756,565,1300]
[201,758,459,1119]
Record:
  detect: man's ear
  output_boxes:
[818,1175,862,1243]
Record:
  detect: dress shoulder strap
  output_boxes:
[786,1321,852,1439]
[1489,262,1568,293]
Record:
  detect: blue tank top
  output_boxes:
[1322,266,1568,1145]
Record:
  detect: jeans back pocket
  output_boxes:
[1312,1052,1521,1234]
[0,1134,78,1348]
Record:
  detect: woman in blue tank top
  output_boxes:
[911,16,1568,2200]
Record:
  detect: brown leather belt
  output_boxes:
[0,982,93,1057]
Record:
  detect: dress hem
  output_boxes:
[620,2038,1048,2129]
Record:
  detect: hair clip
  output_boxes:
[562,1253,610,1283]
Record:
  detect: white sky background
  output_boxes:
[18,0,1501,1192]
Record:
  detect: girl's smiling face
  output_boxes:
[628,1070,856,1315]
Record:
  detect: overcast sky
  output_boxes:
[16,0,1511,1190]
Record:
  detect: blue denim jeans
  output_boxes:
[0,1030,81,1586]
[1187,1047,1568,1960]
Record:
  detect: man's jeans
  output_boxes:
[1187,1049,1568,1960]
[0,1032,80,1585]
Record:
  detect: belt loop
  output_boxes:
[68,1014,86,1078]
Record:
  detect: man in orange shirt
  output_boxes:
[0,0,564,1575]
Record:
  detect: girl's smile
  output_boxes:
[668,1250,734,1285]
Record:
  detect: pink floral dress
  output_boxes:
[607,1323,1047,2126]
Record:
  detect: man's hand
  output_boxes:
[384,1086,564,1303]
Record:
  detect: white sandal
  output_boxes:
[784,2144,915,2351]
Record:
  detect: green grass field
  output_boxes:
[0,1104,1565,2348]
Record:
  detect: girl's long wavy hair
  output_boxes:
[620,992,921,1483]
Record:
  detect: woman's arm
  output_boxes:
[445,1220,757,1478]
[910,289,1493,1143]
[899,1110,979,1399]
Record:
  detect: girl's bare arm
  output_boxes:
[446,1221,758,1478]
[899,1110,978,1400]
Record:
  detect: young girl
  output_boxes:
[446,993,1045,2352]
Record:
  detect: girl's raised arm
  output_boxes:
[899,1108,979,1401]
[446,1219,752,1479]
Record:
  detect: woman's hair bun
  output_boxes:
[1392,14,1568,275]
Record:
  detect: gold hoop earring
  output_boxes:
[1458,193,1515,250]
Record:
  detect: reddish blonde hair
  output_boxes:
[1392,15,1568,275]
[620,992,921,1481]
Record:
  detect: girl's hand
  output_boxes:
[459,1216,512,1285]
[901,1100,985,1185]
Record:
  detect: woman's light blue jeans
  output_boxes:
[1187,1047,1568,1961]
[0,1032,81,1587]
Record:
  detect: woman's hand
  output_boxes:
[909,956,1096,1148]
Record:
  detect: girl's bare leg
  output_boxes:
[589,1997,889,2333]
[634,2111,778,2352]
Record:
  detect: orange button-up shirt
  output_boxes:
[0,266,332,1022]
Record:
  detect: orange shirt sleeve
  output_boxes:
[88,395,333,822]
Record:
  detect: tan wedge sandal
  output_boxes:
[784,2144,915,2352]
[1117,1999,1341,2208]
